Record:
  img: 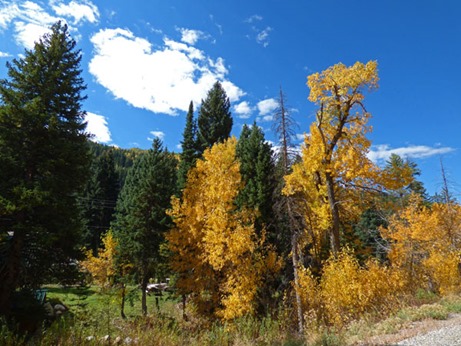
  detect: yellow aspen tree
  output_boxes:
[80,230,118,288]
[167,137,279,320]
[382,194,461,294]
[285,61,412,258]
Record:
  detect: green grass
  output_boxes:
[13,285,461,346]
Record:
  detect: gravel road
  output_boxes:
[397,323,461,345]
[362,313,461,345]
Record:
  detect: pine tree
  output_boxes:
[112,138,177,315]
[236,123,275,235]
[177,101,198,193]
[0,22,90,316]
[197,81,233,153]
[82,149,120,255]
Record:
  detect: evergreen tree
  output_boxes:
[112,138,177,315]
[82,149,119,255]
[0,22,90,316]
[177,101,199,192]
[236,123,275,234]
[197,81,232,152]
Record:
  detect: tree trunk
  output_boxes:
[287,200,304,334]
[182,294,187,320]
[141,273,148,316]
[0,228,24,316]
[325,172,341,256]
[291,231,304,334]
[120,283,126,319]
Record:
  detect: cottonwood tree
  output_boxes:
[112,139,177,315]
[0,22,90,316]
[167,138,279,320]
[285,61,412,258]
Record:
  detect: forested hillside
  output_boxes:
[1,22,460,346]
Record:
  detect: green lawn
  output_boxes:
[44,284,177,319]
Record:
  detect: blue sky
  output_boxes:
[0,0,460,196]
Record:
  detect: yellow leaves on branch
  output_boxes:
[285,61,410,259]
[167,137,280,321]
[382,194,461,294]
[307,61,379,106]
[80,230,118,288]
[296,250,406,327]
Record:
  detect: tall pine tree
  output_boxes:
[82,149,120,255]
[236,123,275,235]
[197,81,232,153]
[112,138,177,315]
[0,22,90,316]
[177,101,199,193]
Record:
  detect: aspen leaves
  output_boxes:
[167,137,278,320]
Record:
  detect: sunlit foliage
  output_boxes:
[382,194,461,294]
[167,137,280,320]
[80,230,118,288]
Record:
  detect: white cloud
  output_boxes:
[0,3,20,29]
[234,101,253,119]
[256,26,272,47]
[85,112,112,143]
[368,144,455,163]
[295,133,305,141]
[14,21,53,49]
[259,115,273,122]
[0,0,100,49]
[0,51,11,57]
[149,131,165,141]
[51,0,99,24]
[245,14,262,23]
[89,28,244,115]
[257,98,278,115]
[178,27,203,45]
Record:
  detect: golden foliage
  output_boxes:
[80,230,118,288]
[167,137,280,320]
[296,250,405,327]
[382,194,461,294]
[285,61,412,260]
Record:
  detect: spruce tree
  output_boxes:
[236,123,275,234]
[112,138,177,315]
[82,149,119,255]
[0,22,90,316]
[177,101,198,192]
[197,81,232,152]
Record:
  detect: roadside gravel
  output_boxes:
[396,322,461,345]
[361,313,461,345]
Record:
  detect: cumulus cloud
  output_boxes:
[51,0,99,24]
[0,0,99,49]
[257,98,278,115]
[149,131,165,141]
[234,101,253,119]
[89,28,244,115]
[368,144,455,163]
[0,51,11,57]
[178,27,204,45]
[85,112,112,143]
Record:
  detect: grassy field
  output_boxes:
[4,285,461,345]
